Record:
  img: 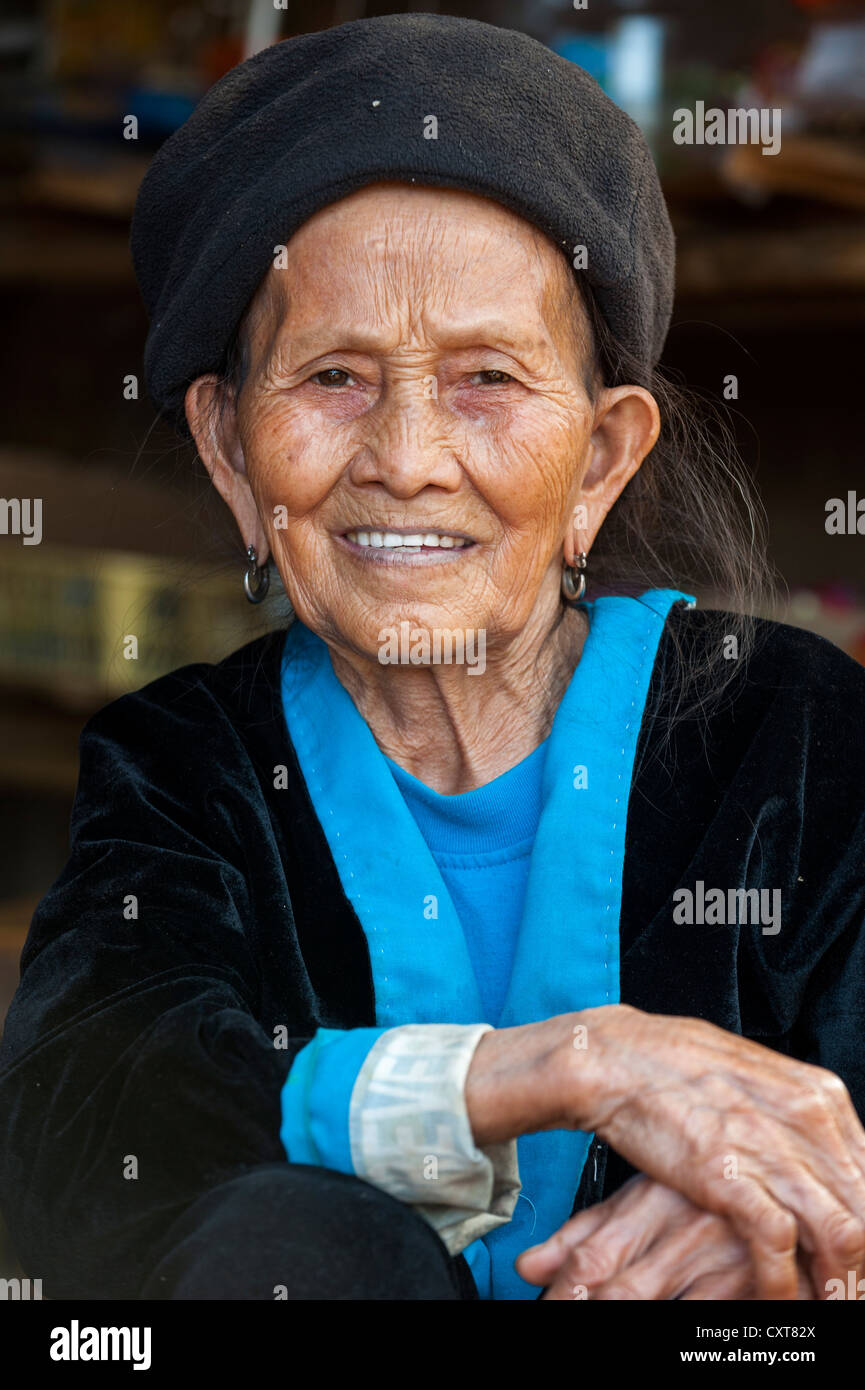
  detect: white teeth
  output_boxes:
[346,530,469,549]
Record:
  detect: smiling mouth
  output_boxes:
[341,528,475,555]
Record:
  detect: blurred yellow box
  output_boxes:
[0,544,284,705]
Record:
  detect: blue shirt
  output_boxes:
[385,741,547,1025]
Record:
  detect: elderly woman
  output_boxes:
[2,13,865,1304]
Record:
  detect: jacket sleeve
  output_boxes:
[281,1024,521,1254]
[0,675,314,1299]
[775,630,865,1121]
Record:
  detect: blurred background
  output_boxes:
[1,0,864,1280]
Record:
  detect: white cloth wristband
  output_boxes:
[348,1022,522,1256]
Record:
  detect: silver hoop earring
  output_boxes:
[561,551,587,605]
[243,545,270,604]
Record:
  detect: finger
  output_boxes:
[782,1079,865,1247]
[744,1065,865,1284]
[776,1069,865,1292]
[517,1176,652,1280]
[540,1270,596,1300]
[516,1202,618,1282]
[609,1122,802,1301]
[524,1173,649,1257]
[679,1269,756,1301]
[699,1173,799,1301]
[706,1155,865,1300]
[805,1067,865,1176]
[796,1259,818,1301]
[587,1216,750,1302]
[678,1253,816,1302]
[779,1177,865,1298]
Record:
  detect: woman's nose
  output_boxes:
[346,382,465,497]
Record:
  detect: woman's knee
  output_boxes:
[139,1164,466,1300]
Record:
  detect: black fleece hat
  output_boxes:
[130,11,675,438]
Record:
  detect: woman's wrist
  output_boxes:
[464,1021,560,1146]
[465,1006,625,1146]
[538,1004,631,1134]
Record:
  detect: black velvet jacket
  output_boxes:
[1,605,864,1299]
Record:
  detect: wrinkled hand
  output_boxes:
[466,1004,865,1299]
[557,1006,865,1300]
[517,1175,817,1301]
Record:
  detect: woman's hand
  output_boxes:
[516,1175,816,1300]
[465,1004,865,1299]
[547,1005,865,1300]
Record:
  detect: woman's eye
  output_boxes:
[311,368,354,387]
[470,369,513,386]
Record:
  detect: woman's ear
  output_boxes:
[577,385,661,547]
[185,375,270,563]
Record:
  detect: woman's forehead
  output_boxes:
[295,181,544,238]
[245,183,579,348]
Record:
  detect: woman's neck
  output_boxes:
[327,602,589,794]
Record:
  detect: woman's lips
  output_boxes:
[336,528,477,564]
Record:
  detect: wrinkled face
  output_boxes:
[203,183,617,659]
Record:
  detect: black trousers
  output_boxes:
[139,1164,478,1300]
